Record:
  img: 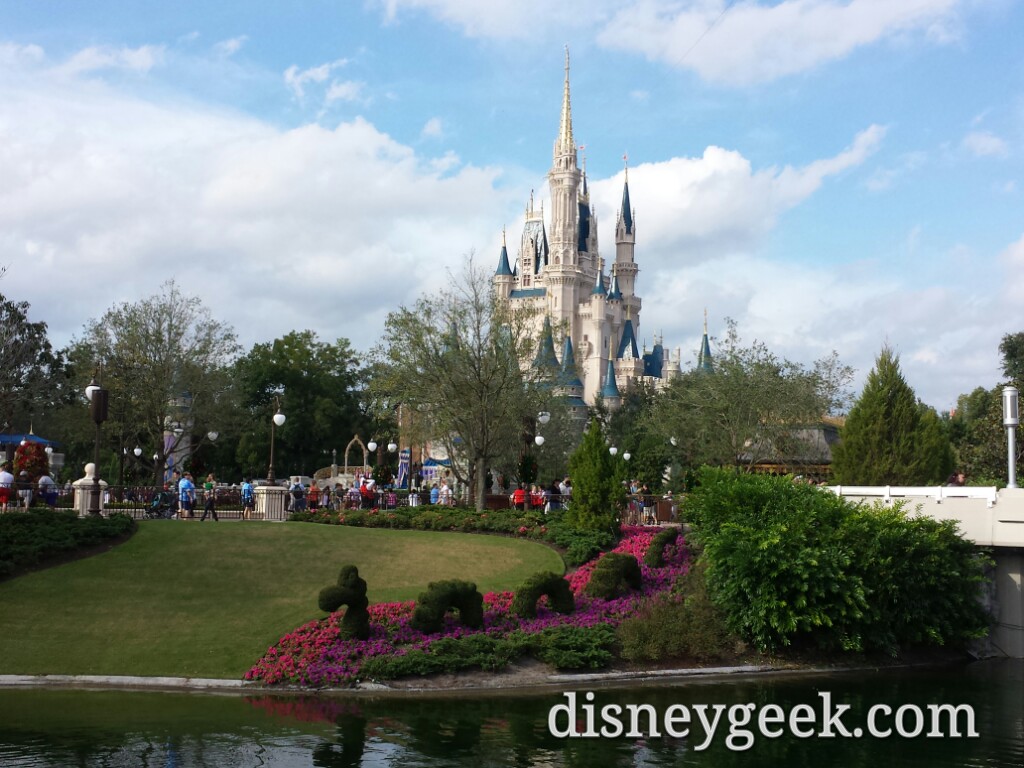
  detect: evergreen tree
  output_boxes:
[832,346,951,484]
[566,419,627,532]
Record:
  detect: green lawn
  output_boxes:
[0,520,563,679]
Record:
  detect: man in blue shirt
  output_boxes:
[241,477,255,520]
[178,472,196,519]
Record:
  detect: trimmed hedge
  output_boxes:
[583,553,643,600]
[410,579,485,634]
[643,527,679,567]
[0,509,136,579]
[511,571,575,618]
[290,505,614,567]
[317,565,371,640]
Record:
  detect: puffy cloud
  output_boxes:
[586,124,884,264]
[283,58,349,100]
[962,130,1009,158]
[0,50,517,354]
[597,0,963,86]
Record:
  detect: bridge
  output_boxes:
[829,485,1024,658]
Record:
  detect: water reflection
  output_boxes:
[0,660,1021,767]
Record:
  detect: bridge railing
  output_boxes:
[827,485,999,508]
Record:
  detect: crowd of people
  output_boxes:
[0,461,59,512]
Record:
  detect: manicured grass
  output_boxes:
[0,520,563,679]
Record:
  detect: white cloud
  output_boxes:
[213,36,248,57]
[59,44,165,75]
[0,55,516,357]
[421,117,443,138]
[962,130,1009,157]
[597,0,963,86]
[325,80,365,104]
[584,124,884,263]
[283,58,349,100]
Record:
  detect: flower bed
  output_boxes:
[245,525,688,688]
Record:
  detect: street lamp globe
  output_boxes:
[133,446,142,457]
[609,446,618,456]
[207,431,219,442]
[85,377,99,402]
[534,435,545,446]
[367,441,378,453]
[273,412,286,427]
[153,453,159,462]
[387,442,398,453]
[623,452,631,461]
[537,411,551,425]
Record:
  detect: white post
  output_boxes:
[1004,386,1019,489]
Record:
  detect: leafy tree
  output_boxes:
[566,419,627,532]
[234,330,369,480]
[65,280,239,483]
[949,386,1017,485]
[831,346,952,484]
[0,294,65,434]
[372,254,545,510]
[648,320,852,473]
[606,380,671,489]
[999,332,1024,383]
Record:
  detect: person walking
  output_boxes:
[0,462,15,512]
[200,473,219,521]
[240,477,255,520]
[37,472,58,508]
[178,472,196,519]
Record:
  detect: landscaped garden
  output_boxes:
[0,517,562,678]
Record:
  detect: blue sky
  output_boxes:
[3,0,1022,410]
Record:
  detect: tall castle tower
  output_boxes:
[494,49,683,405]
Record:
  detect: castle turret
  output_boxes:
[698,310,714,373]
[614,161,640,320]
[494,231,514,299]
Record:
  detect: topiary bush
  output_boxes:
[511,571,575,618]
[410,579,485,634]
[317,565,371,640]
[643,526,679,567]
[583,553,643,600]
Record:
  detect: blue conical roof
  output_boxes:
[698,331,714,373]
[620,179,633,234]
[608,273,622,300]
[616,319,639,360]
[560,336,584,388]
[601,358,621,400]
[495,243,513,276]
[532,317,560,370]
[591,263,607,296]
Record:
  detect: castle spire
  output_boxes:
[698,309,714,373]
[495,227,513,276]
[556,46,574,159]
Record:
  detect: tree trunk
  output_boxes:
[475,457,487,512]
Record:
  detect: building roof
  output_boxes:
[560,336,584,388]
[617,319,640,360]
[591,263,607,296]
[608,272,622,301]
[532,316,560,370]
[510,287,546,299]
[620,178,633,235]
[495,243,513,276]
[601,358,621,400]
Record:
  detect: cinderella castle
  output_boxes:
[493,50,712,408]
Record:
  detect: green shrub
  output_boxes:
[618,559,732,662]
[687,468,990,653]
[317,565,371,640]
[0,509,136,579]
[643,527,679,567]
[533,624,616,670]
[410,579,485,634]
[583,553,643,600]
[511,571,575,618]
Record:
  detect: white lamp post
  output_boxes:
[1003,386,1019,489]
[267,398,286,483]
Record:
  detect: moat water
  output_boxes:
[0,659,1021,767]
